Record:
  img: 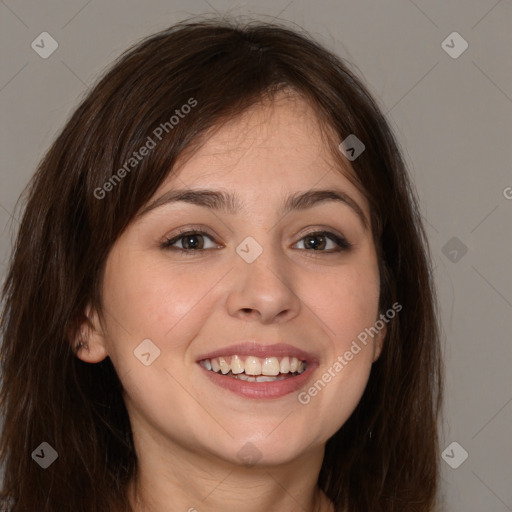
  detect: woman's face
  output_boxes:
[82,92,385,466]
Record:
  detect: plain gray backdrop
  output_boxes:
[1,1,511,511]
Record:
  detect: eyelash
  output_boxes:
[160,226,352,256]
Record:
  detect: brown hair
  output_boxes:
[0,16,443,512]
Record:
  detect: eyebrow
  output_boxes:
[138,188,368,230]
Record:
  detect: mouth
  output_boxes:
[199,355,308,382]
[195,343,318,399]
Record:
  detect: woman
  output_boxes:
[0,17,443,512]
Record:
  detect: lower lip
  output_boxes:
[198,362,318,399]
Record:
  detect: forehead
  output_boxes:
[200,92,324,153]
[134,92,373,233]
[143,91,371,227]
[170,91,357,188]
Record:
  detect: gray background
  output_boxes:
[1,1,511,510]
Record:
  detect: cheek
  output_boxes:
[103,249,198,333]
[309,259,381,352]
[101,248,225,372]
[295,261,380,431]
[298,352,373,441]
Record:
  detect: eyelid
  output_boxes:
[161,225,220,248]
[296,230,352,251]
[163,224,217,240]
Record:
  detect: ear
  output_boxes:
[69,304,109,363]
[372,320,387,363]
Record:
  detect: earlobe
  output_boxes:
[70,305,109,363]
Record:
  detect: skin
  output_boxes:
[76,90,385,512]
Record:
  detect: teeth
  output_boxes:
[230,355,244,374]
[200,355,308,377]
[244,356,261,376]
[236,374,288,382]
[219,357,230,374]
[262,357,280,376]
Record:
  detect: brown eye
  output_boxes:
[294,231,352,252]
[161,231,219,252]
[160,228,351,256]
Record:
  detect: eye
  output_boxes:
[161,228,352,255]
[293,231,352,253]
[161,229,220,253]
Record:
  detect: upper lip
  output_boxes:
[195,342,319,364]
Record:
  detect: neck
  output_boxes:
[128,477,333,512]
[125,422,334,512]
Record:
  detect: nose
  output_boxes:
[225,239,301,324]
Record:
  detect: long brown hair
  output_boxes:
[0,17,443,512]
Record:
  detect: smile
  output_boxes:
[199,355,308,382]
[197,357,317,399]
[195,342,318,399]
